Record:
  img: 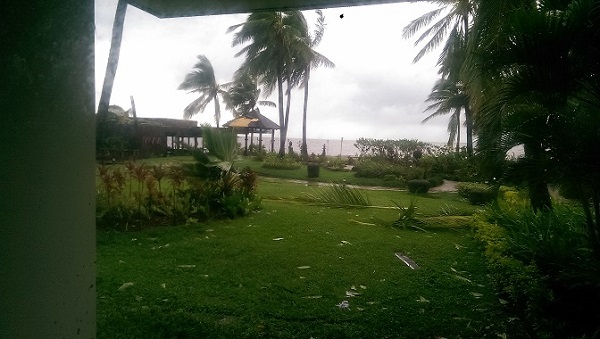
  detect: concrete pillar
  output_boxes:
[0,1,96,337]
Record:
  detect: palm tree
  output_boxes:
[222,73,275,117]
[403,0,475,155]
[468,0,600,212]
[402,0,474,63]
[97,0,128,145]
[422,77,469,152]
[178,55,230,127]
[228,11,310,156]
[296,10,335,160]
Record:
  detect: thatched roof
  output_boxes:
[223,109,279,131]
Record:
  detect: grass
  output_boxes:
[97,199,509,338]
[235,157,404,187]
[97,155,512,337]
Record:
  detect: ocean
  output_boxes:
[237,136,359,157]
[236,136,525,158]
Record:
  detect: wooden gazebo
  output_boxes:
[223,108,280,154]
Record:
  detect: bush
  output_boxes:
[307,162,320,178]
[262,154,302,170]
[324,156,347,171]
[354,138,427,164]
[473,220,553,336]
[96,162,261,229]
[427,176,444,188]
[457,182,496,205]
[478,203,600,337]
[407,179,430,194]
[429,150,481,182]
[352,158,395,178]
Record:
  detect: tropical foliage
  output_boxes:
[404,0,476,155]
[228,11,333,157]
[178,55,230,127]
[222,73,275,117]
[404,0,600,335]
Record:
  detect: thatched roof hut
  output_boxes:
[223,109,279,153]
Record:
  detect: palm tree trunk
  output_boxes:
[281,76,293,156]
[214,95,221,128]
[301,67,310,160]
[277,74,286,157]
[465,105,473,156]
[523,141,552,212]
[455,109,461,153]
[97,0,128,138]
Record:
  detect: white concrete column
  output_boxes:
[0,1,96,337]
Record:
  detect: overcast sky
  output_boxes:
[95,1,460,143]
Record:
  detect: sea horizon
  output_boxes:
[236,136,471,157]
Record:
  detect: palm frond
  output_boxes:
[200,125,238,163]
[307,183,371,208]
[402,7,446,38]
[183,94,211,119]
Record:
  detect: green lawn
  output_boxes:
[235,157,400,187]
[97,169,512,338]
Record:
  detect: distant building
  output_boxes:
[98,113,202,159]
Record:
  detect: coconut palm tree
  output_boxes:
[403,0,475,155]
[469,0,600,212]
[222,73,275,117]
[296,10,335,160]
[402,0,475,63]
[228,11,310,156]
[422,77,469,152]
[178,55,230,127]
[97,0,128,145]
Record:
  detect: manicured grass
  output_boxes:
[97,182,512,338]
[96,155,514,337]
[235,157,405,187]
[257,177,480,217]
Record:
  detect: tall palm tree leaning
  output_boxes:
[178,55,230,127]
[97,0,128,144]
[228,11,310,157]
[296,10,335,160]
[403,0,475,155]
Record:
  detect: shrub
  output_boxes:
[429,149,481,182]
[96,162,261,230]
[262,154,302,170]
[473,220,553,336]
[307,162,320,178]
[478,203,600,337]
[457,182,496,205]
[353,138,427,164]
[407,179,430,194]
[325,156,347,171]
[382,174,397,182]
[427,176,444,188]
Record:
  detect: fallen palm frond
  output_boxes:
[391,199,428,232]
[307,183,371,208]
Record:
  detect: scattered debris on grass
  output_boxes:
[336,300,350,310]
[346,290,360,297]
[394,252,419,269]
[416,296,430,303]
[118,282,134,291]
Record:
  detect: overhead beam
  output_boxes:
[127,0,422,18]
